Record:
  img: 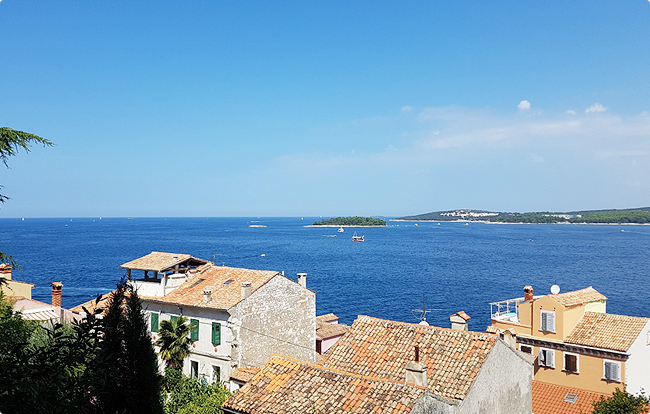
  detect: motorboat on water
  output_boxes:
[338,227,344,233]
[352,232,364,242]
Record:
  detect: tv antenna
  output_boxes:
[411,293,441,326]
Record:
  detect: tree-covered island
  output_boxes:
[312,216,386,226]
[396,208,650,224]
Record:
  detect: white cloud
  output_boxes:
[566,110,576,115]
[585,103,606,113]
[517,100,531,110]
[401,105,413,112]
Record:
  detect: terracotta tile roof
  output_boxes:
[532,381,609,414]
[141,265,280,310]
[549,286,607,308]
[222,355,427,414]
[565,312,649,352]
[318,315,497,401]
[230,368,260,383]
[70,291,115,316]
[450,311,471,321]
[120,251,206,272]
[316,322,349,340]
[316,313,339,323]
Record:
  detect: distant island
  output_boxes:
[312,216,387,226]
[395,208,650,224]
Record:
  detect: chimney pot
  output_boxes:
[297,273,307,288]
[203,289,212,304]
[405,361,427,387]
[414,345,420,363]
[450,311,471,331]
[241,281,252,300]
[51,281,63,308]
[524,285,534,302]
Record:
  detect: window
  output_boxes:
[190,319,199,341]
[212,322,221,346]
[520,345,532,354]
[564,353,579,373]
[541,310,556,332]
[603,360,621,382]
[538,348,555,368]
[212,365,221,384]
[190,360,199,379]
[150,313,159,333]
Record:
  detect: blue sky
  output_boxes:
[1,1,649,217]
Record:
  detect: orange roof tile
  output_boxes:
[70,291,117,316]
[318,315,497,401]
[316,322,349,340]
[532,381,610,414]
[316,313,339,323]
[222,355,426,414]
[549,287,606,307]
[120,251,207,272]
[141,265,281,310]
[230,368,260,383]
[565,312,649,352]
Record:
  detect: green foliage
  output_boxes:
[573,210,650,224]
[0,280,163,414]
[592,388,649,414]
[163,373,231,414]
[156,315,193,369]
[312,216,386,226]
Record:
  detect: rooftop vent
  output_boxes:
[224,279,234,286]
[564,393,578,404]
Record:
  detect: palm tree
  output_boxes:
[156,315,193,369]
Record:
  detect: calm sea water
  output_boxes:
[1,217,649,330]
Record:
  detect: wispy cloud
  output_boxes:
[585,103,607,113]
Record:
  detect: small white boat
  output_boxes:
[338,227,344,233]
[352,232,364,242]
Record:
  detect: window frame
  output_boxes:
[150,312,159,333]
[520,345,532,354]
[212,365,221,384]
[212,322,221,346]
[190,318,199,341]
[538,348,555,368]
[540,310,556,333]
[563,352,579,374]
[190,359,199,379]
[603,360,621,382]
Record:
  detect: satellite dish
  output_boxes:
[550,285,560,294]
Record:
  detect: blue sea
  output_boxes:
[1,217,649,330]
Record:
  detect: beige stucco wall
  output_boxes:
[1,280,34,299]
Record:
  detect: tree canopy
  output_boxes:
[592,388,649,414]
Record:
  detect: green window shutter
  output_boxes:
[151,313,159,332]
[212,322,221,346]
[190,319,199,341]
[171,315,178,323]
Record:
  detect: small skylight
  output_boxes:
[564,393,578,403]
[224,279,234,286]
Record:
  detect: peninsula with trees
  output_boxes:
[311,216,387,226]
[396,208,650,224]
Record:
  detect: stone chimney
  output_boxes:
[503,328,517,349]
[203,289,212,304]
[450,311,471,331]
[297,273,307,288]
[51,281,63,307]
[0,263,12,280]
[405,346,427,387]
[524,285,534,302]
[241,281,252,301]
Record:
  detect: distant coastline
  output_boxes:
[394,207,650,225]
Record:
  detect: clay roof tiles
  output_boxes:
[532,381,609,414]
[316,313,340,323]
[316,323,349,340]
[142,265,280,310]
[120,251,206,272]
[549,286,607,308]
[565,312,649,352]
[318,315,497,401]
[230,368,261,384]
[222,355,426,414]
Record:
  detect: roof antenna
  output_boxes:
[412,293,441,326]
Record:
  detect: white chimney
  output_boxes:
[503,328,517,349]
[450,311,471,331]
[405,346,427,387]
[203,289,212,304]
[241,282,252,300]
[297,273,307,288]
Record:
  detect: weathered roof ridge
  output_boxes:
[549,286,607,307]
[266,354,429,390]
[355,314,492,338]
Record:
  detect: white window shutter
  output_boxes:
[612,363,620,381]
[541,312,547,331]
[538,349,545,365]
[548,312,555,332]
[548,350,555,368]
